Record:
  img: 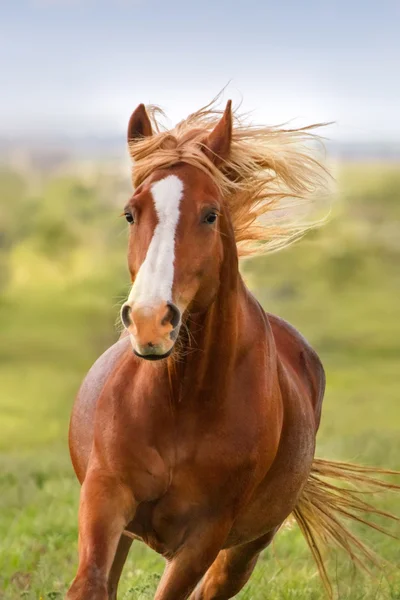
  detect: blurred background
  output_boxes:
[1,1,399,599]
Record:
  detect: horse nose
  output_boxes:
[162,302,181,330]
[121,301,181,339]
[121,302,132,329]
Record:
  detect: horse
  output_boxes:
[67,99,398,600]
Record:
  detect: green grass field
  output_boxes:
[0,164,399,599]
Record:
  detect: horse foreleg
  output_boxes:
[190,529,277,600]
[107,534,133,600]
[66,470,136,600]
[154,520,232,600]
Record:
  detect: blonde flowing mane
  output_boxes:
[128,98,331,257]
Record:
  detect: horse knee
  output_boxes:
[66,573,108,600]
[193,555,258,600]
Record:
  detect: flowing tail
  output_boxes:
[293,458,400,598]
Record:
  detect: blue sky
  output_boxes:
[1,0,399,140]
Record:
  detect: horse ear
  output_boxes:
[202,100,232,166]
[127,104,153,143]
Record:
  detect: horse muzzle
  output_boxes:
[120,301,181,360]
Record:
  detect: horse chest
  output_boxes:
[138,389,311,553]
[126,412,271,554]
[135,444,260,556]
[100,362,279,554]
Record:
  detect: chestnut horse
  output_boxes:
[67,100,398,600]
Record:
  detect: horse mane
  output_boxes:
[128,98,331,257]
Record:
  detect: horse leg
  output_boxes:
[66,470,135,600]
[190,529,278,600]
[154,520,232,600]
[107,534,133,600]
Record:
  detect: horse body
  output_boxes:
[69,272,324,597]
[67,100,396,600]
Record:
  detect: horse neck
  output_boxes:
[169,236,250,403]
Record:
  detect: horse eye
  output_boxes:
[125,212,134,224]
[204,211,218,225]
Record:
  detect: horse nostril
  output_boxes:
[162,302,181,329]
[121,303,132,328]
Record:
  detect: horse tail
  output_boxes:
[292,458,400,598]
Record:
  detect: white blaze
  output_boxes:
[127,175,184,308]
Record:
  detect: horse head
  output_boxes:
[121,101,234,360]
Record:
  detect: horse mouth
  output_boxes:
[133,347,174,361]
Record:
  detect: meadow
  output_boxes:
[0,162,399,599]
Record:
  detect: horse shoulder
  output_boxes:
[69,336,131,482]
[266,312,325,429]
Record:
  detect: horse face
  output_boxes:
[121,164,225,360]
[121,100,233,361]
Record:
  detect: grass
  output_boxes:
[0,163,399,598]
[1,445,399,599]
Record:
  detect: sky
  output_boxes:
[1,0,399,141]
